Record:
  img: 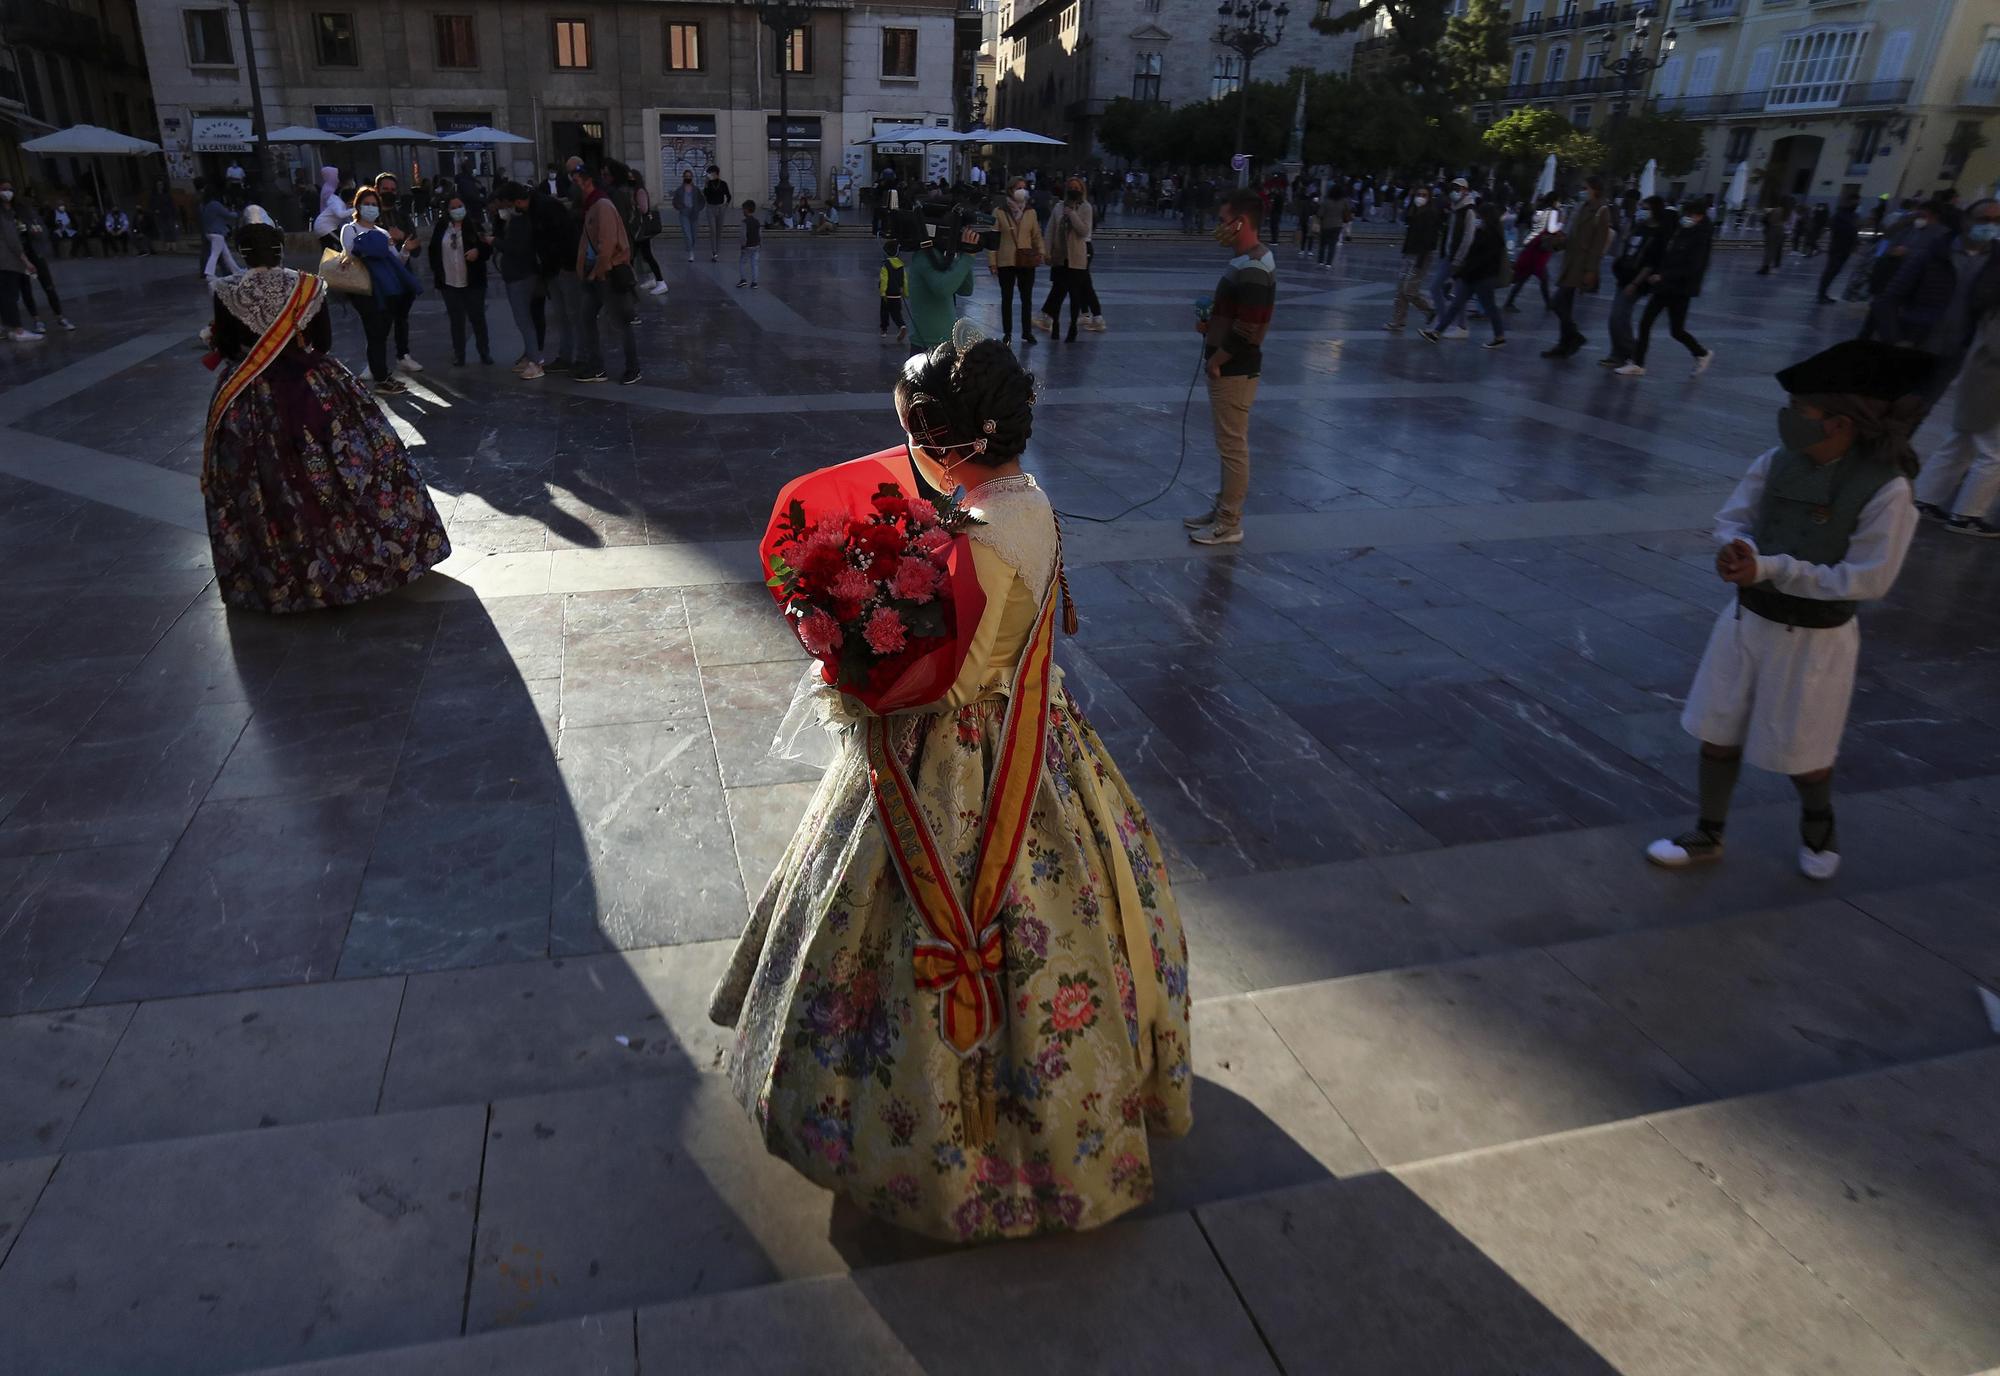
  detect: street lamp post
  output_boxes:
[752,0,814,219]
[1214,0,1289,188]
[234,0,270,192]
[1596,8,1676,117]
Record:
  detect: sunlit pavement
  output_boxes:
[1,233,1997,1374]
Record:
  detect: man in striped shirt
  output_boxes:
[1187,189,1277,546]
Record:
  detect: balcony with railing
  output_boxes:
[1961,78,2000,108]
[1543,8,1580,29]
[1652,77,1914,119]
[1580,5,1618,27]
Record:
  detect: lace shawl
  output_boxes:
[962,474,1056,602]
[214,267,325,336]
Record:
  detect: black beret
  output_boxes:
[1776,340,1937,400]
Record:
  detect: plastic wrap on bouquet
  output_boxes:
[760,448,988,718]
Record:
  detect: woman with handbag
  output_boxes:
[987,178,1044,345]
[338,187,424,394]
[427,194,494,367]
[622,164,669,297]
[1504,192,1563,313]
[1037,180,1093,342]
[574,163,640,385]
[202,210,449,612]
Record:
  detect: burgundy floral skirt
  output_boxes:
[202,350,450,613]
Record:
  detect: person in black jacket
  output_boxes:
[1618,200,1716,377]
[1817,195,1861,303]
[532,165,584,371]
[494,183,545,377]
[1419,201,1508,348]
[427,193,493,366]
[1384,186,1442,329]
[1603,196,1672,369]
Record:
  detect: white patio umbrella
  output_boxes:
[866,125,947,146]
[21,123,163,215]
[436,125,533,146]
[342,124,436,145]
[1638,158,1657,199]
[1533,152,1557,199]
[971,127,1067,147]
[264,124,339,144]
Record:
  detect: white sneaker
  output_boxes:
[1183,505,1220,529]
[520,362,545,379]
[1445,326,1469,340]
[1615,363,1646,377]
[1693,349,1715,375]
[1798,845,1841,881]
[511,358,530,374]
[398,356,424,374]
[1645,830,1723,868]
[7,328,42,343]
[649,280,669,296]
[56,317,75,331]
[1189,524,1244,546]
[1033,313,1054,333]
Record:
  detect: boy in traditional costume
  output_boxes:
[1647,339,1934,880]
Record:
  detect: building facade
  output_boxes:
[988,0,1358,157]
[134,0,964,209]
[1,0,161,200]
[1484,0,1999,205]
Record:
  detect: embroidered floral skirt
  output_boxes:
[709,686,1194,1243]
[202,351,450,613]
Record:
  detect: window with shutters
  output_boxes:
[667,22,703,70]
[1513,48,1533,85]
[1546,44,1566,81]
[1768,27,1866,109]
[1211,53,1242,99]
[882,27,918,78]
[1655,52,1684,96]
[778,24,812,74]
[1872,28,1910,82]
[1743,44,1775,91]
[433,13,478,68]
[552,18,591,69]
[1725,125,1753,163]
[1687,49,1719,96]
[1847,120,1883,167]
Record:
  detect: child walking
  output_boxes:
[879,243,907,342]
[737,200,762,288]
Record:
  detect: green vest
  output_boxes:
[1742,448,1897,628]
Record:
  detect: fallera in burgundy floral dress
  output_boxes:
[203,267,449,613]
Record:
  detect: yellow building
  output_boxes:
[1482,0,2000,206]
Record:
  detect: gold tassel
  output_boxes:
[958,1050,1000,1150]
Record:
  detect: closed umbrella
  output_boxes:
[1534,152,1556,199]
[1725,160,1748,210]
[1638,158,1657,200]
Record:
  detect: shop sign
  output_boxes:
[314,103,378,135]
[192,115,252,152]
[663,114,717,137]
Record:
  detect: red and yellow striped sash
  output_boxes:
[866,576,1061,1057]
[203,271,322,451]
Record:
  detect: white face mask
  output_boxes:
[359,204,381,223]
[0,190,11,202]
[1012,189,1028,205]
[1413,195,1428,207]
[449,207,467,221]
[1680,216,1698,229]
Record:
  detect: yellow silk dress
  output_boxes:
[709,472,1194,1242]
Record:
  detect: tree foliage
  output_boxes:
[1438,0,1511,106]
[1601,111,1704,181]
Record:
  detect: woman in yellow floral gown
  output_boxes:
[710,339,1192,1242]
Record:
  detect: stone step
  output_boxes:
[5,779,1992,1169]
[225,1044,2000,1376]
[3,860,1994,1375]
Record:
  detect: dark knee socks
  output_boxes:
[1697,751,1741,835]
[1793,774,1836,852]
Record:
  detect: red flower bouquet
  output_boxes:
[761,449,988,715]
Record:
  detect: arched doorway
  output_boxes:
[1765,134,1825,202]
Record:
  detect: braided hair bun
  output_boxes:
[895,339,1037,464]
[946,339,1036,461]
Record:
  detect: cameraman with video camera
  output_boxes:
[904,196,992,351]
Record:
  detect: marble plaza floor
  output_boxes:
[2,230,1998,1375]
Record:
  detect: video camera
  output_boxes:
[897,196,1001,255]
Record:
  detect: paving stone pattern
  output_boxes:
[0,235,1997,1374]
